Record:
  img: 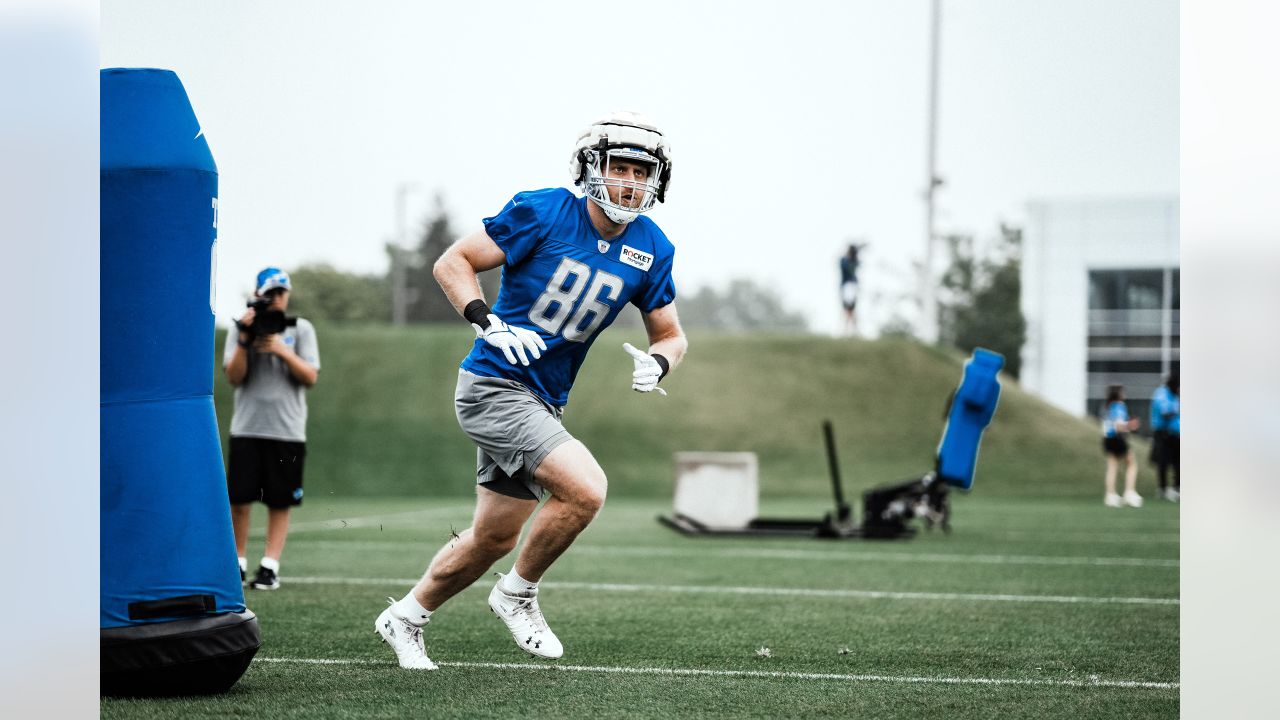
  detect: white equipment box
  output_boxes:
[671,452,758,530]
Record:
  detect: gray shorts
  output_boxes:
[454,370,572,501]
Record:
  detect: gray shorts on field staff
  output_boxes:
[454,370,573,501]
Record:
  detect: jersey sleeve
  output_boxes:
[632,245,677,313]
[295,318,320,369]
[482,191,548,267]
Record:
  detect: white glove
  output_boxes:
[623,342,667,396]
[473,314,546,367]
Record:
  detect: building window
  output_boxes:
[1086,269,1179,432]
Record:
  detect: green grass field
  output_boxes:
[102,494,1178,719]
[127,327,1180,717]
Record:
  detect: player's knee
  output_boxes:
[574,478,606,519]
[473,525,520,556]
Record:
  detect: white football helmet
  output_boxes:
[570,110,672,225]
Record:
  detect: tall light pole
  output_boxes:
[391,182,419,326]
[920,0,943,344]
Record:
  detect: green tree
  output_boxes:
[677,279,809,332]
[285,263,390,322]
[938,224,1025,377]
[400,193,500,323]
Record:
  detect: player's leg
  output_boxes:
[515,439,607,581]
[417,487,538,609]
[376,487,536,670]
[482,439,605,660]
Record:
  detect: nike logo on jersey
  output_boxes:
[619,245,654,271]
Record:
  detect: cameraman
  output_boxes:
[222,267,320,590]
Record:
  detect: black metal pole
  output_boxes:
[823,420,847,510]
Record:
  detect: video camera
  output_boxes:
[240,297,296,337]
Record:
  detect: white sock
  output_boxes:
[501,569,539,595]
[238,557,248,573]
[392,593,432,626]
[259,556,280,573]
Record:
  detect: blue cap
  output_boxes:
[256,267,292,295]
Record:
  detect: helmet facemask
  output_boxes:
[582,145,663,225]
[570,110,672,226]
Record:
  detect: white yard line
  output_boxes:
[997,530,1179,544]
[284,576,1178,606]
[567,545,1179,568]
[253,656,1177,690]
[249,506,473,537]
[283,539,1177,568]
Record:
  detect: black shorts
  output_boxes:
[227,436,306,508]
[1102,436,1130,458]
[1150,431,1180,465]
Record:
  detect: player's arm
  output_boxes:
[623,303,688,394]
[433,229,506,314]
[433,229,546,366]
[642,302,688,370]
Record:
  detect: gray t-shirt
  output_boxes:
[222,318,320,442]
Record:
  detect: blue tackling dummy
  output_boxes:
[936,348,1005,490]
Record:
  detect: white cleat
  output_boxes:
[1164,488,1180,502]
[488,574,564,659]
[1104,493,1124,508]
[1122,491,1144,508]
[375,599,438,670]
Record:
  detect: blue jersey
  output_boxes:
[460,188,677,407]
[1150,386,1180,435]
[1101,401,1130,438]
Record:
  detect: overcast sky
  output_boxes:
[101,0,1177,334]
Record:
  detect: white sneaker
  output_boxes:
[1122,491,1144,508]
[375,599,438,670]
[1104,493,1123,507]
[488,574,563,659]
[1164,488,1180,502]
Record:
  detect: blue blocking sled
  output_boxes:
[100,68,259,697]
[858,347,1004,537]
[936,348,1004,490]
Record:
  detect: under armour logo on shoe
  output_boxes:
[385,621,394,638]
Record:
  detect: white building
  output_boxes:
[1020,197,1179,423]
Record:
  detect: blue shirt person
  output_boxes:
[1100,384,1143,507]
[1149,374,1180,500]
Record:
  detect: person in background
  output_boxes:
[223,267,320,590]
[1150,374,1180,502]
[839,242,864,336]
[1101,384,1142,508]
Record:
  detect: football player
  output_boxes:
[375,111,688,669]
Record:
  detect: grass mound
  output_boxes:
[214,324,1130,500]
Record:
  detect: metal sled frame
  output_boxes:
[658,420,945,540]
[659,348,1003,541]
